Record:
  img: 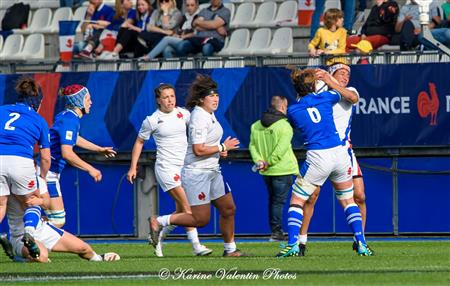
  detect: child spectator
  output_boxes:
[308,9,347,58]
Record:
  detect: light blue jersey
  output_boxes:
[49,109,80,174]
[287,90,342,150]
[0,103,49,159]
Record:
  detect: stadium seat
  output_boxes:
[417,51,440,63]
[224,3,235,22]
[14,8,52,34]
[240,28,271,55]
[324,0,341,10]
[199,3,209,11]
[0,34,24,60]
[246,1,277,28]
[0,0,16,10]
[160,60,181,70]
[230,2,255,29]
[37,7,73,33]
[9,33,45,60]
[23,0,60,9]
[253,27,293,55]
[218,28,250,56]
[271,1,298,27]
[395,52,417,64]
[0,36,3,53]
[74,6,88,33]
[202,57,223,69]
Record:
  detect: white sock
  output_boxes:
[299,234,308,245]
[224,242,236,253]
[160,225,176,242]
[89,252,102,261]
[186,229,200,249]
[156,215,171,227]
[24,226,35,237]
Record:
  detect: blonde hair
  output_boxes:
[324,8,343,29]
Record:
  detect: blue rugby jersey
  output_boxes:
[48,109,80,174]
[0,103,49,159]
[287,90,342,150]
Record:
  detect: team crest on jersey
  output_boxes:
[173,174,180,181]
[198,192,206,201]
[177,112,183,119]
[65,131,73,140]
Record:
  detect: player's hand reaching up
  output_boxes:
[223,136,240,151]
[98,147,117,158]
[315,69,339,87]
[89,168,102,182]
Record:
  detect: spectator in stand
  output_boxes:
[141,0,199,60]
[393,0,420,51]
[418,0,450,49]
[101,0,153,59]
[347,0,399,52]
[340,0,356,33]
[60,0,84,7]
[308,9,347,58]
[175,0,230,57]
[443,0,450,19]
[310,0,326,39]
[135,0,183,58]
[78,0,115,59]
[96,0,137,59]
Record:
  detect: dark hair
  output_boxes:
[154,83,175,107]
[15,76,40,99]
[186,74,218,110]
[137,0,153,20]
[291,69,316,97]
[271,95,287,110]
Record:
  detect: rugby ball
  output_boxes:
[315,80,328,93]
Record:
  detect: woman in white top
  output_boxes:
[127,83,211,257]
[179,74,245,257]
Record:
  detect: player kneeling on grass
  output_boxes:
[4,179,119,263]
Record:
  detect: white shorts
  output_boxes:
[300,145,353,186]
[40,170,61,198]
[12,220,64,256]
[0,156,37,196]
[182,168,230,206]
[155,163,182,192]
[347,145,363,178]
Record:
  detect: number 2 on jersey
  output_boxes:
[307,107,321,123]
[4,113,21,131]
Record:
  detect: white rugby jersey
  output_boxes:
[332,86,359,143]
[138,107,190,166]
[184,106,223,170]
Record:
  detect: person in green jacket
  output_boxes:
[249,95,299,242]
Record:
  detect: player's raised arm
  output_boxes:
[316,69,358,103]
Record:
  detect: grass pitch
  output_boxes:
[1,240,449,285]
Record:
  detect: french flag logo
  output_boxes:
[58,20,79,62]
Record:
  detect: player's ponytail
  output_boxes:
[15,76,43,111]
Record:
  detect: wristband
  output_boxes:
[218,144,224,152]
[221,143,227,152]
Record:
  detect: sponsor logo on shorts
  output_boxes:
[198,192,206,201]
[28,180,35,189]
[173,174,180,182]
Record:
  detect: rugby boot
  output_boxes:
[22,233,40,259]
[298,243,307,257]
[276,243,299,257]
[223,249,250,257]
[147,216,162,248]
[0,233,14,260]
[357,241,374,256]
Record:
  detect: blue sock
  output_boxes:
[23,206,41,234]
[344,203,366,245]
[287,204,303,245]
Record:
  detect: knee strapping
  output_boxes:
[292,177,316,200]
[46,210,66,226]
[335,187,354,200]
